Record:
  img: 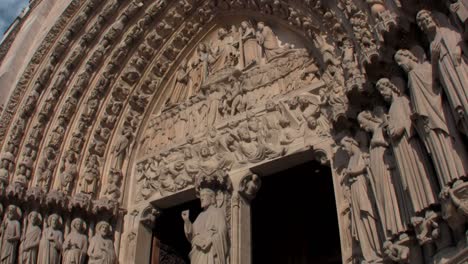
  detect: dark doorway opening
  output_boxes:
[251,161,341,264]
[152,199,202,264]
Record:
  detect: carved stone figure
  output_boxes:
[0,205,21,264]
[340,136,382,263]
[88,221,116,264]
[59,151,79,193]
[170,59,191,104]
[38,214,63,264]
[376,78,439,214]
[20,211,42,264]
[439,184,468,246]
[358,110,409,238]
[103,169,123,201]
[240,21,261,67]
[256,22,288,62]
[395,49,468,188]
[417,10,468,136]
[237,124,284,163]
[182,188,228,264]
[63,218,88,264]
[211,27,238,72]
[382,241,409,263]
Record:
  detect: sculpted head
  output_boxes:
[199,188,216,209]
[306,115,317,129]
[394,49,418,73]
[72,218,85,233]
[376,78,399,102]
[340,136,359,155]
[97,221,111,236]
[28,211,40,226]
[6,205,17,220]
[416,10,436,33]
[257,21,265,30]
[218,28,228,39]
[49,214,61,229]
[241,21,250,29]
[238,126,251,141]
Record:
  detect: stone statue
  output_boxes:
[38,214,63,264]
[170,59,191,104]
[395,49,468,188]
[382,241,409,263]
[0,205,21,264]
[59,151,79,193]
[87,221,116,264]
[256,21,287,62]
[240,21,261,67]
[111,127,132,171]
[181,188,228,264]
[376,78,439,214]
[63,218,88,264]
[340,136,382,263]
[20,211,42,264]
[417,10,468,136]
[357,110,408,238]
[211,27,239,72]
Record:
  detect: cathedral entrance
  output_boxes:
[251,161,341,264]
[151,199,202,264]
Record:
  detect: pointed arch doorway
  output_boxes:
[251,160,342,264]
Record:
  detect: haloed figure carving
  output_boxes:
[182,188,228,264]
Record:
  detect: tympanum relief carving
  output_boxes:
[136,21,334,201]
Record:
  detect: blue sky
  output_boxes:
[0,0,29,37]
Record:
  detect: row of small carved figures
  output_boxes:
[0,204,117,264]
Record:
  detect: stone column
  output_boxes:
[229,169,261,264]
[122,204,160,264]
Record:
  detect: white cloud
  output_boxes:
[0,0,29,37]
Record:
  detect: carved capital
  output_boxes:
[139,205,161,229]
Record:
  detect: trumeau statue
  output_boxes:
[87,221,116,264]
[0,205,21,264]
[394,49,468,188]
[38,214,63,264]
[20,211,42,264]
[181,170,230,264]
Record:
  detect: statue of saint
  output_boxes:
[38,214,63,264]
[376,78,439,214]
[87,221,116,264]
[240,21,261,67]
[395,49,468,188]
[20,212,42,264]
[417,10,468,136]
[63,218,88,264]
[340,136,382,263]
[256,22,288,62]
[181,188,228,264]
[0,205,21,264]
[357,110,409,238]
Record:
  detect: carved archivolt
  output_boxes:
[0,0,466,263]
